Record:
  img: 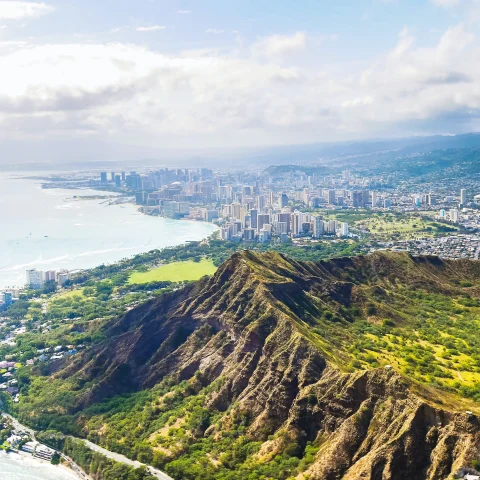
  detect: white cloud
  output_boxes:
[430,0,461,6]
[1,24,480,147]
[176,10,191,14]
[205,28,224,34]
[0,1,53,20]
[136,25,166,32]
[252,32,307,57]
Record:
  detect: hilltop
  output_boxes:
[15,251,480,480]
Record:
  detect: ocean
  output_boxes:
[0,173,218,289]
[0,451,79,479]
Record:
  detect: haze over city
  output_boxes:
[2,0,480,163]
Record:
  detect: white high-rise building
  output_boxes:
[460,189,467,205]
[339,222,349,237]
[26,269,44,290]
[327,220,337,234]
[291,210,303,236]
[313,216,323,238]
[371,191,377,208]
[449,209,459,223]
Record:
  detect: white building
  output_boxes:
[26,269,44,290]
[337,222,349,237]
[313,216,323,238]
[291,211,303,237]
[449,209,459,223]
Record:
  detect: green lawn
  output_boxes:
[128,258,217,284]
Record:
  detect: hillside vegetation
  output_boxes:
[14,251,480,480]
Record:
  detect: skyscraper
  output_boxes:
[460,189,467,205]
[291,210,303,236]
[250,209,258,229]
[100,172,107,183]
[328,189,336,205]
[313,216,323,238]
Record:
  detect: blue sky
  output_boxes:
[0,0,479,157]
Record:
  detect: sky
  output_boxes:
[1,0,480,159]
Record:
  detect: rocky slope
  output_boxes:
[25,251,480,479]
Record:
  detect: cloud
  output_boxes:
[252,32,307,57]
[176,10,191,14]
[0,1,53,20]
[205,28,224,34]
[1,24,480,148]
[430,0,461,6]
[136,25,166,32]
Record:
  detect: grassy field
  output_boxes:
[128,258,217,284]
[321,210,458,239]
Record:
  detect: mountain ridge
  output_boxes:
[19,251,480,479]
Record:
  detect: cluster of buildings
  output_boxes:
[0,361,20,398]
[380,234,480,260]
[25,268,70,290]
[218,207,349,242]
[6,427,55,461]
[93,166,479,245]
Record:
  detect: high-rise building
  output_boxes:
[250,209,258,229]
[328,189,336,205]
[291,210,303,236]
[26,269,44,289]
[276,222,288,234]
[460,189,467,205]
[449,209,459,223]
[257,214,270,232]
[339,222,349,237]
[328,220,337,234]
[313,216,323,238]
[303,188,310,205]
[115,175,121,188]
[280,193,289,208]
[2,292,13,308]
[110,172,115,182]
[243,228,256,241]
[100,172,107,183]
[352,190,363,208]
[44,270,56,282]
[121,171,126,181]
[257,195,267,211]
[371,191,377,208]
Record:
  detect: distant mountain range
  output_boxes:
[2,132,480,170]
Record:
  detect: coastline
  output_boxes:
[0,449,82,479]
[0,175,218,290]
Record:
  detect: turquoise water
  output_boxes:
[0,174,217,289]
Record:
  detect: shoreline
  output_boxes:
[0,177,218,290]
[0,449,82,479]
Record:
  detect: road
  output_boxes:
[1,413,173,480]
[2,413,88,479]
[2,413,36,440]
[83,439,173,480]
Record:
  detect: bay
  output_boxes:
[0,174,217,289]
